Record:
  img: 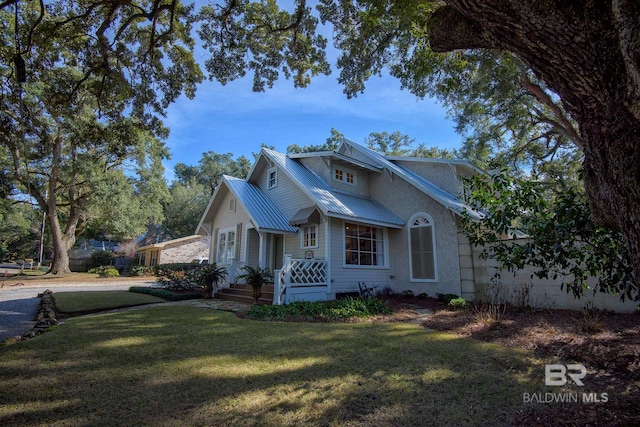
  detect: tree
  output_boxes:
[173,151,252,195]
[163,179,209,237]
[460,171,638,301]
[1,1,202,273]
[312,0,640,284]
[287,127,344,153]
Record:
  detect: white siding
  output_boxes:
[256,164,315,219]
[208,187,252,264]
[327,218,394,296]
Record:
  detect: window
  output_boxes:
[217,228,236,264]
[408,213,437,281]
[346,171,355,184]
[267,167,277,189]
[344,222,385,267]
[301,224,318,248]
[333,166,356,186]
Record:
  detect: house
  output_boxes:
[137,235,210,267]
[196,139,485,304]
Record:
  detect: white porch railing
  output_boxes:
[274,255,328,305]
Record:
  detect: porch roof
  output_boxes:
[224,176,298,234]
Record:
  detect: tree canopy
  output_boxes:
[1,0,201,273]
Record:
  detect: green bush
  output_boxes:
[448,297,468,310]
[129,286,203,301]
[437,293,460,304]
[246,297,392,321]
[91,250,114,268]
[153,263,206,289]
[88,265,120,278]
[130,265,155,277]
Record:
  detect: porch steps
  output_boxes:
[214,283,274,305]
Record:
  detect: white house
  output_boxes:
[196,139,637,312]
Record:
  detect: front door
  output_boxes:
[272,234,283,272]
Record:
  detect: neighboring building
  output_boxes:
[196,139,637,312]
[137,235,210,267]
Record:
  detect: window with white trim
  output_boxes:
[409,213,437,281]
[301,224,318,248]
[267,167,277,189]
[344,222,385,266]
[217,227,236,265]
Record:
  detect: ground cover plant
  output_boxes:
[53,291,165,315]
[246,297,392,321]
[0,306,543,426]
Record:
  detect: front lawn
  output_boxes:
[54,291,165,315]
[0,306,543,426]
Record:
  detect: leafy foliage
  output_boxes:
[460,171,638,301]
[245,297,392,321]
[88,265,120,278]
[153,263,209,289]
[129,265,155,277]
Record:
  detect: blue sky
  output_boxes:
[162,2,462,182]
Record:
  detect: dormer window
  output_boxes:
[267,167,277,189]
[333,166,356,186]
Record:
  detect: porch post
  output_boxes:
[258,232,265,268]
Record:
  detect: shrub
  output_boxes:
[88,265,120,278]
[130,265,155,277]
[417,292,429,299]
[129,286,203,301]
[91,250,114,268]
[153,263,205,289]
[437,293,460,304]
[246,297,392,321]
[448,297,468,310]
[401,290,414,298]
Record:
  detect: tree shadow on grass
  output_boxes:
[0,306,549,426]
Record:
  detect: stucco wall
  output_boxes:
[368,172,463,297]
[461,234,638,313]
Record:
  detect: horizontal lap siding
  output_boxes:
[328,218,394,296]
[210,188,251,264]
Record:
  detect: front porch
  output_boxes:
[215,255,329,305]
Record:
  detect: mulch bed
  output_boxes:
[378,295,640,426]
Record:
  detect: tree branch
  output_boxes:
[427,4,498,52]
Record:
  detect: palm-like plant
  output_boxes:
[237,265,273,304]
[199,264,228,299]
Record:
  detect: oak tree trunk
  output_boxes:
[429,0,640,283]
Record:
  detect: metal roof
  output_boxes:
[262,149,405,228]
[340,141,485,220]
[222,176,298,233]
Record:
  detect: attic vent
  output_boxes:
[229,198,236,212]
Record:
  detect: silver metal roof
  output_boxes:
[262,149,405,228]
[341,141,485,220]
[223,175,298,233]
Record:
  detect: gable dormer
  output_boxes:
[290,150,382,197]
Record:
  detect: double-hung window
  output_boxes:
[217,228,236,265]
[301,224,318,248]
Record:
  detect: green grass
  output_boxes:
[0,306,545,426]
[54,291,165,314]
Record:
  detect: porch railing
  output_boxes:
[274,255,328,305]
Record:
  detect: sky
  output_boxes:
[161,2,462,183]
